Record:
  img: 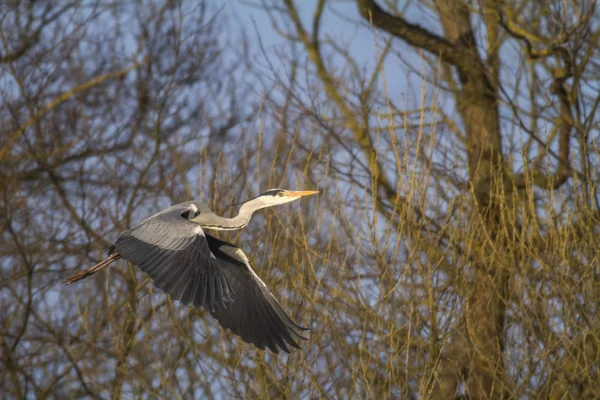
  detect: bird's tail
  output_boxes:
[63,252,122,285]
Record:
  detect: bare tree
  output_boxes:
[0,1,261,398]
[3,0,600,398]
[253,0,600,398]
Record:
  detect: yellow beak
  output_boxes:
[285,190,319,197]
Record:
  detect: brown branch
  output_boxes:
[356,0,483,76]
[284,0,399,204]
[0,336,24,400]
[0,2,75,63]
[0,58,148,162]
[495,4,588,61]
[513,72,573,190]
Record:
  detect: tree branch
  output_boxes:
[356,0,470,70]
[0,58,148,162]
[513,70,573,190]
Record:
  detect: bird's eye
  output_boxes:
[181,208,199,219]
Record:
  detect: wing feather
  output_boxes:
[111,202,306,353]
[114,209,234,312]
[179,268,198,305]
[204,234,308,354]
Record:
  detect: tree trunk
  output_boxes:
[357,1,509,397]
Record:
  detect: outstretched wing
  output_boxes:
[114,207,234,312]
[205,234,308,354]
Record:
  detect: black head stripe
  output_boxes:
[261,188,285,197]
[181,205,200,219]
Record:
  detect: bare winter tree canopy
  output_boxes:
[2,0,600,399]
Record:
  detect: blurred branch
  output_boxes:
[513,71,573,190]
[0,58,148,162]
[356,0,458,65]
[0,2,74,63]
[495,3,588,60]
[283,0,408,213]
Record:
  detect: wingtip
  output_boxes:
[278,340,303,354]
[267,343,280,354]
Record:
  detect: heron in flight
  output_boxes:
[64,188,318,354]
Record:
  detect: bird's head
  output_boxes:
[235,188,319,210]
[182,189,318,231]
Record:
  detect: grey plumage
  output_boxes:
[205,234,307,353]
[111,203,234,312]
[64,189,318,354]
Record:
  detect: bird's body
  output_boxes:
[64,189,318,354]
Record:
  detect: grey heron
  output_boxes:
[64,188,318,354]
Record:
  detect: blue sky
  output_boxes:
[229,1,419,106]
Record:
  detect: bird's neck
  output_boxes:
[199,203,257,231]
